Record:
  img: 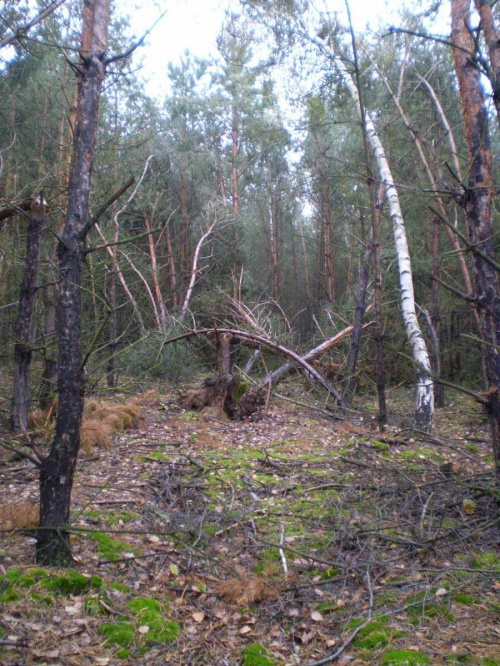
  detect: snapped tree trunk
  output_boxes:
[37,0,111,566]
[327,41,434,430]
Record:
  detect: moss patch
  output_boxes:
[87,531,140,561]
[242,643,274,665]
[41,572,102,596]
[380,650,431,665]
[98,621,135,648]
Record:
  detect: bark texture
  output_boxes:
[330,45,434,430]
[11,198,46,432]
[451,0,500,478]
[37,0,110,566]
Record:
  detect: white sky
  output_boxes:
[122,0,451,99]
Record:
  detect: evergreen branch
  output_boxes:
[430,205,500,273]
[84,227,161,254]
[81,176,135,238]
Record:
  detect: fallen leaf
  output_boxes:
[301,630,315,644]
[192,612,205,623]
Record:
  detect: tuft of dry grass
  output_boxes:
[80,418,113,457]
[129,390,159,407]
[217,573,275,605]
[0,500,39,530]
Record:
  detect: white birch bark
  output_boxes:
[332,51,434,430]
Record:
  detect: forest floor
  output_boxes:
[0,380,499,666]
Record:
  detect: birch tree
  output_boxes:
[323,37,434,430]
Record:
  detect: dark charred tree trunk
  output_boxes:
[344,228,372,401]
[431,214,445,407]
[451,0,500,479]
[37,0,110,566]
[11,197,46,432]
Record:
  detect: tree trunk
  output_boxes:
[11,198,46,432]
[37,0,110,566]
[372,185,387,427]
[328,40,434,430]
[451,0,500,479]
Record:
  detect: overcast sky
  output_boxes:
[121,0,449,99]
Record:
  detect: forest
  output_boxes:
[0,0,499,664]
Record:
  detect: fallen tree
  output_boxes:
[159,327,346,407]
[261,318,374,390]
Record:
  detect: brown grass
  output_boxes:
[217,574,275,605]
[27,394,146,458]
[0,500,39,530]
[80,418,113,457]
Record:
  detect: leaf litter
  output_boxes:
[0,384,499,665]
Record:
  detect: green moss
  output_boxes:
[353,630,389,649]
[128,597,162,615]
[242,643,274,665]
[453,593,480,605]
[481,659,499,666]
[321,567,341,580]
[141,612,180,643]
[88,531,140,561]
[141,451,169,461]
[116,649,131,659]
[236,382,248,401]
[380,650,431,665]
[85,593,112,615]
[0,587,20,602]
[29,592,53,605]
[315,603,342,614]
[98,621,135,648]
[41,572,100,596]
[465,444,479,453]
[372,440,391,451]
[471,552,500,570]
[109,582,132,594]
[4,569,22,583]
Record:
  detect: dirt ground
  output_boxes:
[0,382,499,665]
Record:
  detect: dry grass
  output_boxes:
[80,418,113,457]
[0,500,39,530]
[217,570,275,605]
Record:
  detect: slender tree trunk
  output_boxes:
[451,0,500,478]
[327,40,434,430]
[11,198,46,432]
[37,0,110,566]
[372,185,387,427]
[431,214,445,407]
[474,0,500,127]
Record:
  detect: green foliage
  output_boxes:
[116,333,203,383]
[242,643,274,665]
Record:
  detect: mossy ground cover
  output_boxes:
[0,384,499,664]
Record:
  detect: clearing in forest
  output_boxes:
[0,383,499,665]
